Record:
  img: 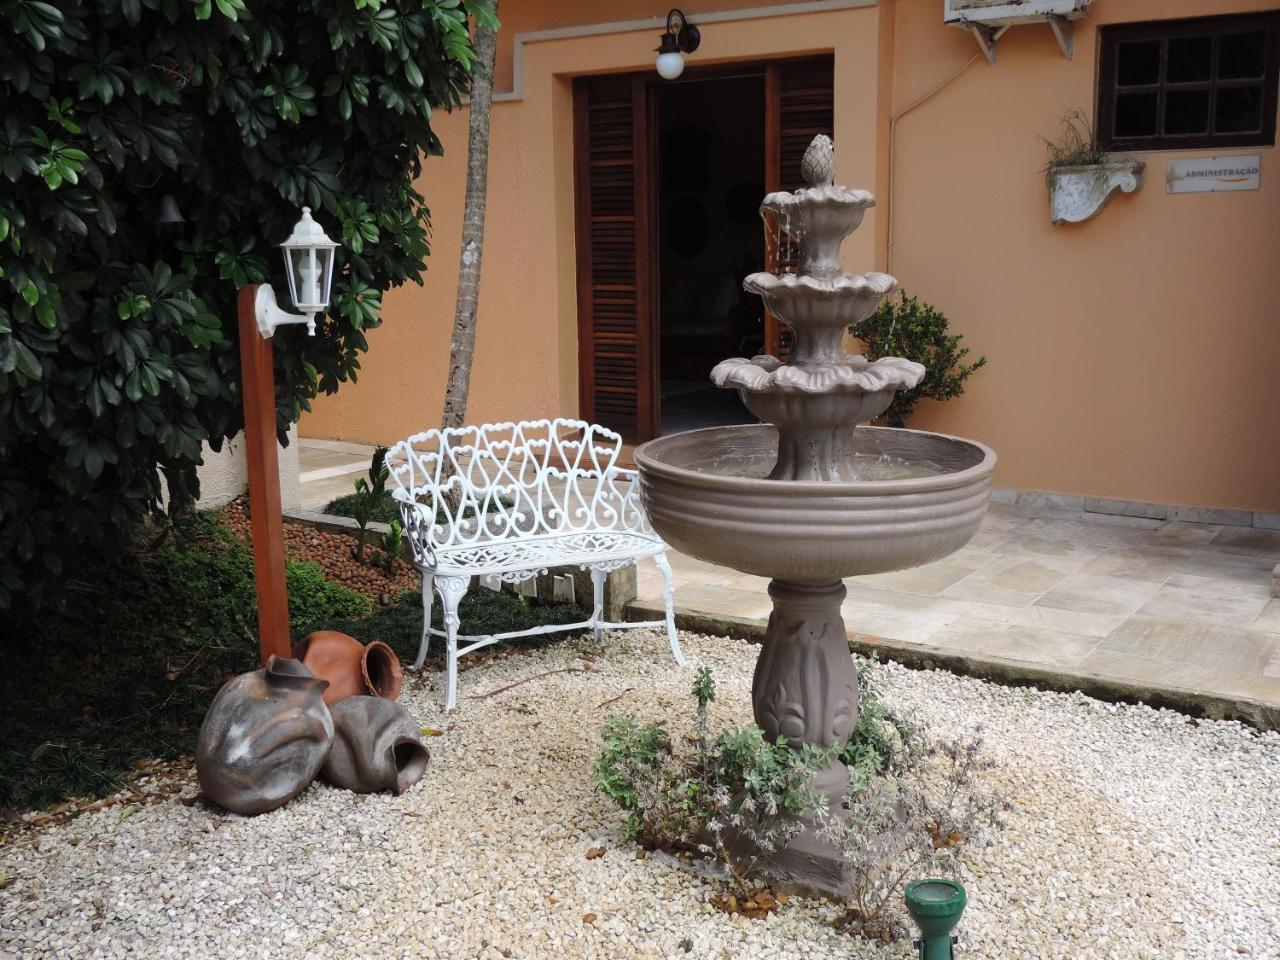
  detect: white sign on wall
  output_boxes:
[1166,155,1260,193]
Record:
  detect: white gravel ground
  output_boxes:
[1,630,1278,960]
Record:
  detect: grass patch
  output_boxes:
[0,513,584,814]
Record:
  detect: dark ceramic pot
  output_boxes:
[196,657,333,816]
[321,696,430,795]
[293,631,403,705]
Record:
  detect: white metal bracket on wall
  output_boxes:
[958,15,1077,64]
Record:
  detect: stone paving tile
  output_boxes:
[842,586,965,644]
[855,558,987,596]
[1135,573,1271,627]
[940,556,1075,607]
[949,599,1125,638]
[669,583,775,621]
[1178,549,1279,585]
[1080,546,1191,583]
[955,621,1101,668]
[1079,649,1240,689]
[1208,526,1280,557]
[998,533,1108,567]
[1034,573,1163,617]
[1252,599,1280,634]
[1146,521,1223,550]
[1264,647,1280,679]
[1017,516,1156,549]
[1098,616,1278,675]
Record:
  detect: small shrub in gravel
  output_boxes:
[830,734,1009,943]
[594,662,1006,940]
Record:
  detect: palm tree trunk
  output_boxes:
[441,6,499,431]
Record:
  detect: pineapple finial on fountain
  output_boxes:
[711,135,925,481]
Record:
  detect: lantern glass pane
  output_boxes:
[283,248,300,308]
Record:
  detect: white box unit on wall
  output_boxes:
[945,0,1092,62]
[944,0,1091,27]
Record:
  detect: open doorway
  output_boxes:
[655,75,765,435]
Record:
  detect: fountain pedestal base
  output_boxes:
[747,579,859,896]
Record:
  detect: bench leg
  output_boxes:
[653,551,686,667]
[413,571,435,671]
[590,565,607,644]
[436,575,469,712]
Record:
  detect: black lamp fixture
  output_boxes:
[656,8,701,80]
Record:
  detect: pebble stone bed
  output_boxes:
[1,630,1277,960]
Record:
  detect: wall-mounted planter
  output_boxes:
[1049,158,1144,225]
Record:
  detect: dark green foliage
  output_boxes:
[324,488,400,525]
[593,715,672,838]
[839,659,917,791]
[0,509,586,812]
[0,0,498,612]
[0,512,369,811]
[346,445,389,560]
[851,291,987,427]
[593,669,834,862]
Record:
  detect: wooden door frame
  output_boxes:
[573,56,830,442]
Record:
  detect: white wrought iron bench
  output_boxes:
[386,418,685,711]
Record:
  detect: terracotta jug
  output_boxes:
[293,631,403,705]
[196,657,333,816]
[322,696,430,795]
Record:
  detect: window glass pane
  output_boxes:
[1164,88,1210,135]
[1166,36,1212,83]
[1114,91,1159,138]
[1219,31,1267,79]
[1215,85,1263,132]
[1117,40,1160,86]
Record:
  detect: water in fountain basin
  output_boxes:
[691,444,945,482]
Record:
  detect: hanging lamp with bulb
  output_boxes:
[655,8,700,80]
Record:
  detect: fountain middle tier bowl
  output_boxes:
[634,425,995,583]
[744,273,896,361]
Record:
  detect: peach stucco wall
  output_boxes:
[303,0,1280,512]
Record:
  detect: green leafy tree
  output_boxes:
[0,0,498,612]
[851,291,987,427]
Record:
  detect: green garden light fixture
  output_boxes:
[904,878,967,959]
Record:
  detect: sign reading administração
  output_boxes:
[1166,155,1260,193]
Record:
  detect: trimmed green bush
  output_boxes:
[0,0,497,613]
[851,291,986,427]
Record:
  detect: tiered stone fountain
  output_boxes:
[634,136,996,896]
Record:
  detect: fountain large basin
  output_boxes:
[635,425,996,583]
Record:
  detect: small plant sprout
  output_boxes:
[348,445,390,563]
[1042,108,1109,183]
[691,666,716,760]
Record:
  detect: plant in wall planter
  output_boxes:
[1044,110,1143,225]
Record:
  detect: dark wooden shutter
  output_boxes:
[763,57,834,359]
[573,74,656,443]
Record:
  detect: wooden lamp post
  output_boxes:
[237,207,339,665]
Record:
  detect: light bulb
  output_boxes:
[656,50,685,80]
[298,260,322,307]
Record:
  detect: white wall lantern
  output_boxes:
[255,206,340,338]
[655,8,700,80]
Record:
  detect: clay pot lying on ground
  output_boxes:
[293,630,403,705]
[322,696,430,794]
[196,657,334,816]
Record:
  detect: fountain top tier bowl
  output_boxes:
[635,424,994,582]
